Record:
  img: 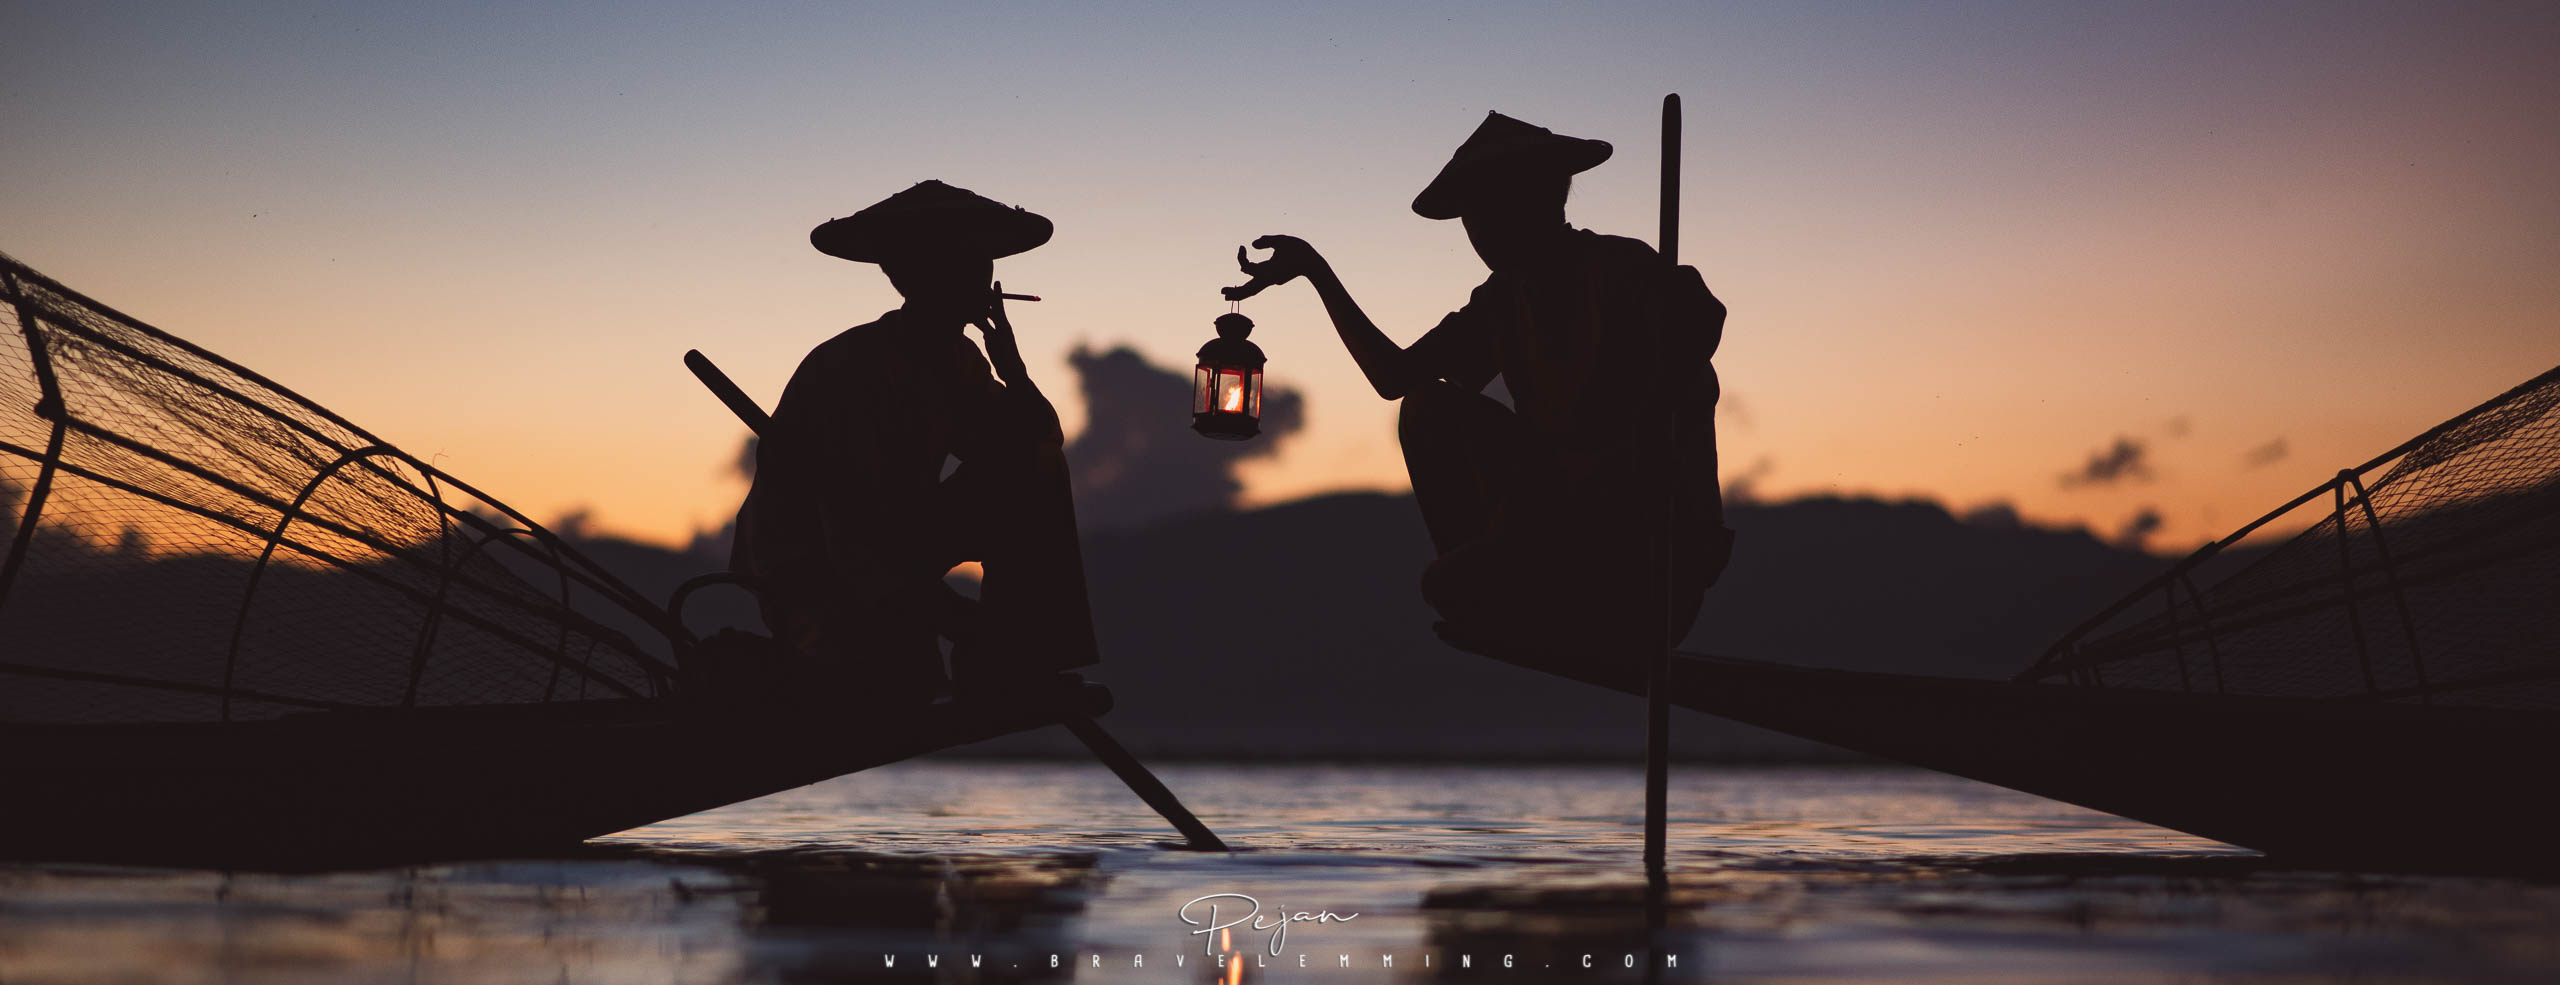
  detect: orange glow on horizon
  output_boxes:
[4,3,2553,554]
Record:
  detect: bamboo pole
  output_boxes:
[1646,92,1682,872]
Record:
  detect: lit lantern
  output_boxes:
[1192,312,1265,440]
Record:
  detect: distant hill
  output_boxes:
[602,490,2168,761]
[616,344,2174,760]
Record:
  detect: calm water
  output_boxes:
[2,763,2555,983]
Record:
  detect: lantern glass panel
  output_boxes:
[1193,366,1212,414]
[1217,369,1249,415]
[1247,370,1262,419]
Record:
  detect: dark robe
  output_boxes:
[1399,228,1729,648]
[733,309,1095,688]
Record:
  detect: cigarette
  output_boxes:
[999,293,1042,302]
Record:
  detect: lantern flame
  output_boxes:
[1221,378,1246,413]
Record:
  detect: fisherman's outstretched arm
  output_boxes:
[1225,235,1425,400]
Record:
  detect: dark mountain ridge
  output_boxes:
[634,490,2167,760]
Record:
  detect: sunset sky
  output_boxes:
[6,1,2555,551]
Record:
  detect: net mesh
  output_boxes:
[0,252,675,724]
[2021,365,2560,709]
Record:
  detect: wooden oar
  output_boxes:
[684,349,770,436]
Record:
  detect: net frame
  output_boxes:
[0,251,683,724]
[2018,364,2560,709]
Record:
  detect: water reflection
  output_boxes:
[3,765,2557,984]
[1400,852,2560,983]
[0,849,1103,984]
[1411,877,1691,983]
[682,848,1098,983]
[0,858,752,983]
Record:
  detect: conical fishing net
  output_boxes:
[2020,365,2560,709]
[0,251,676,724]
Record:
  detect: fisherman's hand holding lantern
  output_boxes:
[1195,236,1316,441]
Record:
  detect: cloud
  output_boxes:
[2060,436,2152,488]
[550,506,594,541]
[1723,455,1776,505]
[1717,391,1753,432]
[2113,506,2164,550]
[1064,344,1304,531]
[2164,416,2191,439]
[684,345,1302,558]
[2242,437,2289,469]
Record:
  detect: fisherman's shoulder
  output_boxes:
[1573,228,1667,267]
[1575,229,1713,303]
[791,312,902,373]
[1456,260,1528,311]
[769,313,899,418]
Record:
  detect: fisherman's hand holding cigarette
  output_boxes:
[972,282,1064,443]
[973,282,1028,382]
[974,283,1035,391]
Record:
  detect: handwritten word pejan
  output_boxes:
[1178,893,1359,956]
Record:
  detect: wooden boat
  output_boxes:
[0,251,1218,868]
[1447,363,2560,873]
[1447,630,2560,873]
[1,680,1112,869]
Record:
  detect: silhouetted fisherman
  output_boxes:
[732,180,1098,702]
[1227,112,1732,651]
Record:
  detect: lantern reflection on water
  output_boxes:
[1192,312,1265,440]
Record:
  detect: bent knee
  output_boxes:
[1417,553,1463,621]
[1398,379,1472,440]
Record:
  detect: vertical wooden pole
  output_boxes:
[1660,95,1683,262]
[1646,92,1681,872]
